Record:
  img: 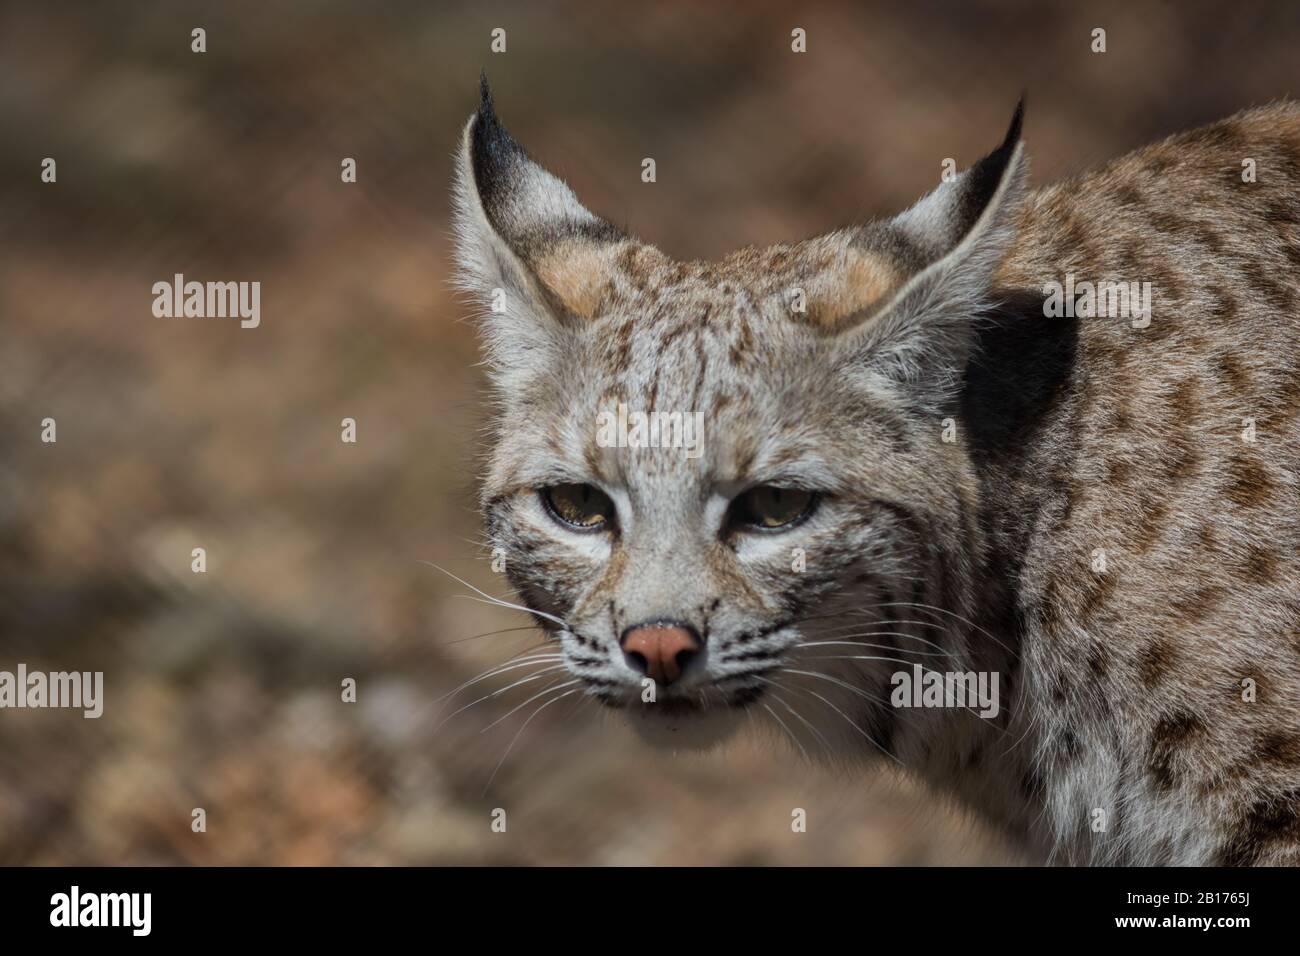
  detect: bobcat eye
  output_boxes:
[729,486,818,532]
[540,483,616,532]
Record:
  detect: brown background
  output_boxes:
[1,0,1296,864]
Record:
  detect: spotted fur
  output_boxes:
[453,77,1300,865]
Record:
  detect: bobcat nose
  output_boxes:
[620,621,702,686]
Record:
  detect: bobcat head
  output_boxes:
[453,76,1026,753]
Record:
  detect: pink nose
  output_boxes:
[620,623,702,685]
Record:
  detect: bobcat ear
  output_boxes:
[841,101,1028,404]
[452,75,633,381]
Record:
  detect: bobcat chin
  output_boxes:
[625,700,744,752]
[453,75,1300,866]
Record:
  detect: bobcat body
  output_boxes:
[453,80,1300,865]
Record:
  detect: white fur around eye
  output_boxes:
[705,493,731,536]
[530,492,613,561]
[732,522,815,564]
[722,492,825,563]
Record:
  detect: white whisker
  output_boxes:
[432,653,565,710]
[433,664,569,731]
[420,561,569,628]
[483,686,583,795]
[480,678,581,734]
[761,701,810,762]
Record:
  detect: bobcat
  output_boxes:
[452,77,1300,866]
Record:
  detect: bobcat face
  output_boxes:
[455,77,1025,749]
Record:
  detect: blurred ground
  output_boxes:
[1,0,1297,864]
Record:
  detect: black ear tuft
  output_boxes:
[1002,95,1025,152]
[958,98,1025,227]
[470,72,525,220]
